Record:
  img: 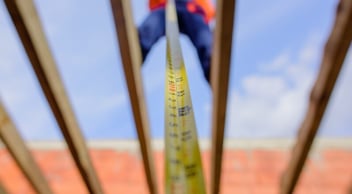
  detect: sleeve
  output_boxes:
[149,0,166,10]
[194,0,215,22]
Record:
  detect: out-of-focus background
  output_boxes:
[0,0,351,193]
[1,0,352,140]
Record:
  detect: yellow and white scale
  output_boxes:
[164,0,206,193]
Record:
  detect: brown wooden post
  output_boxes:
[210,0,236,194]
[3,1,104,193]
[110,0,158,193]
[0,182,8,194]
[280,0,352,193]
[0,102,52,194]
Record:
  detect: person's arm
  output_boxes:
[195,0,215,22]
[149,0,166,10]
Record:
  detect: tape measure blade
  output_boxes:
[165,1,206,193]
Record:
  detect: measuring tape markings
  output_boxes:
[165,0,206,193]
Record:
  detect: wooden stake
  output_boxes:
[4,1,104,193]
[210,0,236,194]
[0,102,52,194]
[281,0,352,193]
[110,0,158,193]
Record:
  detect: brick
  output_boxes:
[0,148,351,193]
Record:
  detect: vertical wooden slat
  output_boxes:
[210,0,236,194]
[280,0,352,193]
[110,0,158,193]
[0,182,8,194]
[0,102,52,194]
[3,1,104,193]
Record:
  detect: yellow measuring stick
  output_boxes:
[165,0,206,193]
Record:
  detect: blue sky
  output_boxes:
[0,0,351,140]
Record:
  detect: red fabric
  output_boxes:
[193,0,215,22]
[186,2,197,13]
[148,0,215,22]
[149,0,165,10]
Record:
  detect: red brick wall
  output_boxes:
[0,149,351,194]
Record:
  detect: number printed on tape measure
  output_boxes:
[185,163,197,177]
[169,84,176,92]
[178,105,191,116]
[171,176,180,181]
[165,1,206,193]
[168,105,176,109]
[177,90,185,97]
[173,145,181,151]
[170,158,181,164]
[186,171,197,178]
[181,131,192,141]
[176,77,183,82]
[169,132,178,138]
[169,113,177,117]
[168,97,176,102]
[169,122,178,127]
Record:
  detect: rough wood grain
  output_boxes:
[0,182,8,194]
[110,0,158,193]
[210,0,236,194]
[0,102,52,194]
[280,0,352,193]
[3,0,104,193]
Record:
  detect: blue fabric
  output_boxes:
[138,2,212,83]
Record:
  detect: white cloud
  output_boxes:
[260,52,290,72]
[227,31,352,138]
[227,35,322,137]
[242,75,287,101]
